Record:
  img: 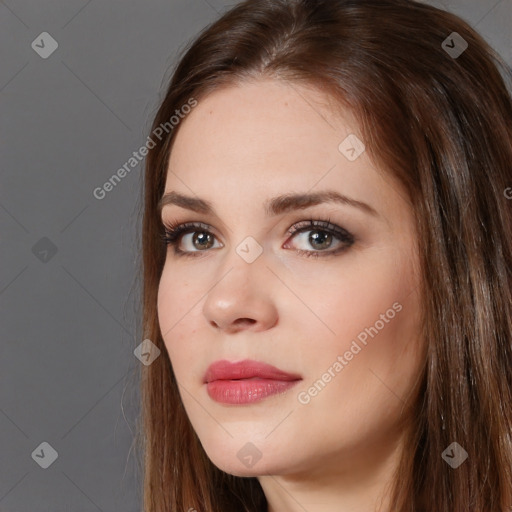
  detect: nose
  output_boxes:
[202,252,279,334]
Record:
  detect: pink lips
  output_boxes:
[204,359,302,405]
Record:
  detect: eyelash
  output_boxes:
[160,218,355,259]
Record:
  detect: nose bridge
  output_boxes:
[214,209,268,271]
[201,237,278,331]
[213,234,267,293]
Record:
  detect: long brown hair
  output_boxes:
[136,0,512,510]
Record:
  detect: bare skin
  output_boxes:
[157,78,424,512]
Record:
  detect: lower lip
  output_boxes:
[206,378,300,404]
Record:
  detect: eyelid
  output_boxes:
[161,217,355,257]
[286,219,354,241]
[160,216,351,238]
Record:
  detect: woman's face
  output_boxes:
[157,78,424,479]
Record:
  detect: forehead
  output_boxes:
[163,78,402,221]
[171,81,355,172]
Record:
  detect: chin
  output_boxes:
[201,440,302,477]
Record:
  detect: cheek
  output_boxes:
[293,281,422,447]
[157,262,202,328]
[311,249,416,342]
[303,247,421,392]
[157,267,200,374]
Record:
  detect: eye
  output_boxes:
[161,222,222,256]
[160,218,355,258]
[283,219,355,258]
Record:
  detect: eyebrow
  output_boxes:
[158,190,379,217]
[158,190,379,218]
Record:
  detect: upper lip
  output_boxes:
[204,359,302,383]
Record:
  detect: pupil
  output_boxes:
[310,231,331,249]
[194,232,212,249]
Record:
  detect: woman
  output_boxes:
[137,0,512,510]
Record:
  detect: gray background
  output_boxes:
[0,1,510,511]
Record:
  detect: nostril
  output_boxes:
[234,318,256,326]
